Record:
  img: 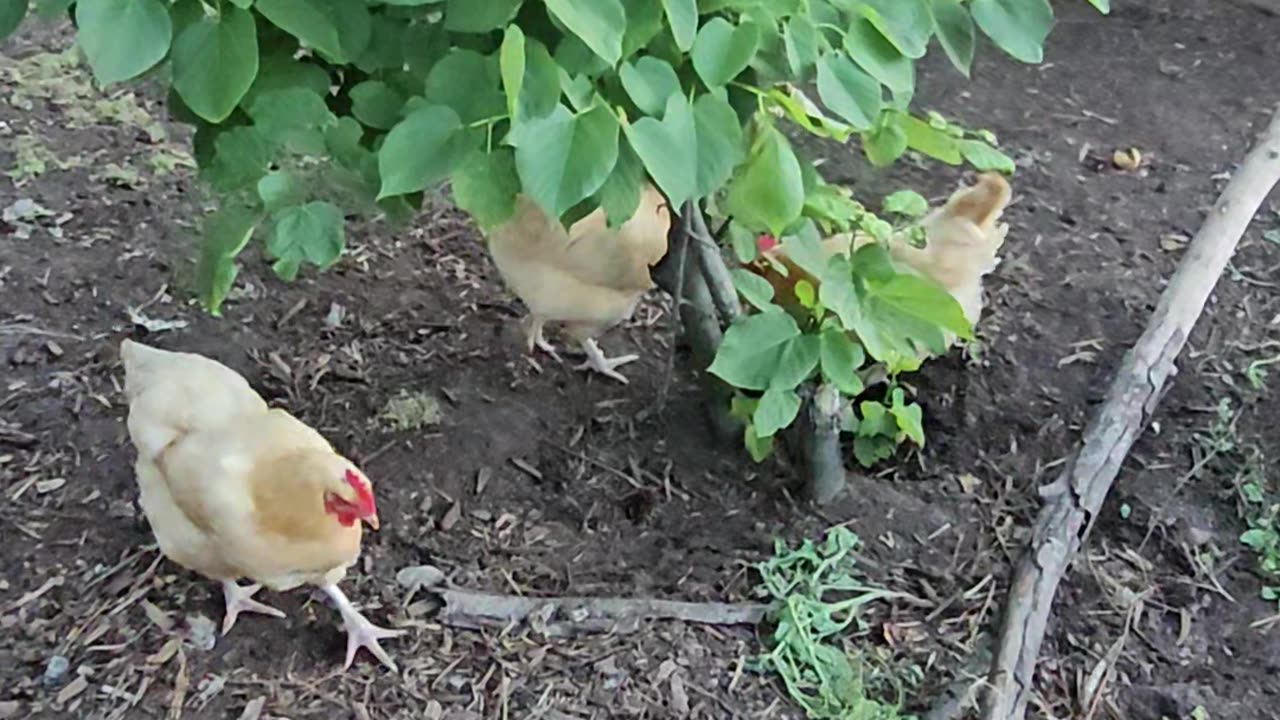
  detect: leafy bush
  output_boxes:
[1,0,1107,468]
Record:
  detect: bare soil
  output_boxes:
[2,1,1279,718]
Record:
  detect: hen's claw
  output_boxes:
[323,585,405,672]
[575,338,637,384]
[221,581,286,635]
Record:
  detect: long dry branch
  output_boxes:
[983,106,1280,720]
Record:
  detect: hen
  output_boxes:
[749,172,1011,337]
[486,184,671,384]
[120,339,404,670]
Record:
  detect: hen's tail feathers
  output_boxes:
[941,172,1012,231]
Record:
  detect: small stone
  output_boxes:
[42,655,69,687]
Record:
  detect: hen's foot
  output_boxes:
[523,317,562,363]
[574,338,637,384]
[221,581,286,635]
[322,585,405,672]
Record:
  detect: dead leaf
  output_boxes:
[143,600,175,632]
[439,501,461,531]
[956,473,981,495]
[669,673,690,716]
[56,675,88,705]
[236,697,266,720]
[35,478,66,494]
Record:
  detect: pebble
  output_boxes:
[42,655,69,688]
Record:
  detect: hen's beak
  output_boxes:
[363,514,380,531]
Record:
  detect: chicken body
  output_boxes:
[486,184,671,383]
[749,172,1011,345]
[120,339,403,670]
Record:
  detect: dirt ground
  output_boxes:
[3,1,1280,718]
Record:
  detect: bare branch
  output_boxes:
[983,105,1280,720]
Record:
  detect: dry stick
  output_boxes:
[982,106,1280,720]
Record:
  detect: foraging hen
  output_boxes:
[119,339,404,670]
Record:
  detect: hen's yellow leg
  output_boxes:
[322,584,405,672]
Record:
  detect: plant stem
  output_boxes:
[801,383,847,504]
[688,202,743,325]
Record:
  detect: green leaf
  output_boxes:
[1241,529,1270,549]
[662,0,698,51]
[708,309,801,391]
[692,17,760,88]
[204,126,272,192]
[844,18,913,95]
[445,0,522,32]
[74,0,172,85]
[425,49,505,124]
[622,0,665,56]
[1086,0,1110,12]
[754,388,802,438]
[625,93,697,209]
[815,53,881,131]
[889,387,924,445]
[732,269,775,312]
[499,25,526,119]
[882,189,928,218]
[255,0,344,61]
[356,15,407,72]
[858,0,932,59]
[853,434,894,467]
[196,205,261,315]
[330,2,371,62]
[620,56,681,116]
[544,0,625,65]
[692,92,743,198]
[350,80,406,130]
[959,139,1015,173]
[820,329,865,396]
[848,244,972,362]
[403,20,448,78]
[771,333,820,389]
[862,118,907,167]
[241,51,330,108]
[782,15,819,77]
[171,8,259,123]
[267,201,345,281]
[257,170,304,212]
[723,120,804,236]
[596,139,644,228]
[900,113,962,164]
[452,148,520,229]
[378,105,463,199]
[970,0,1053,64]
[929,0,975,76]
[247,87,336,153]
[0,0,27,43]
[743,424,774,462]
[511,104,620,219]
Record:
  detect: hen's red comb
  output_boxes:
[344,468,376,514]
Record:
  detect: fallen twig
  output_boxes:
[983,105,1280,720]
[436,587,768,637]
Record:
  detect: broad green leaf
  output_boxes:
[929,0,975,76]
[858,400,895,437]
[377,105,465,199]
[247,87,336,153]
[515,38,562,121]
[743,424,774,462]
[804,183,864,234]
[452,148,520,228]
[692,92,743,198]
[204,127,272,192]
[620,56,681,116]
[849,244,972,361]
[555,34,611,77]
[255,0,344,61]
[445,0,522,32]
[171,8,259,123]
[544,0,625,65]
[267,201,345,281]
[1086,0,1110,12]
[0,0,27,43]
[350,80,406,130]
[425,49,505,124]
[325,117,367,169]
[771,333,820,389]
[754,387,802,438]
[819,255,860,331]
[731,269,775,312]
[622,0,665,57]
[560,70,595,111]
[381,0,445,4]
[782,15,819,77]
[195,205,261,314]
[820,329,865,396]
[815,53,881,131]
[499,25,526,119]
[882,189,928,218]
[330,2,371,61]
[858,0,932,59]
[74,0,172,85]
[596,140,644,227]
[970,0,1053,64]
[662,0,698,51]
[625,93,697,209]
[692,17,760,87]
[889,387,924,445]
[723,120,804,236]
[844,18,913,95]
[356,15,407,72]
[779,224,831,279]
[708,309,801,390]
[900,113,962,164]
[511,104,620,218]
[853,434,894,467]
[403,20,448,78]
[959,139,1015,173]
[862,119,907,167]
[241,51,330,108]
[257,170,304,212]
[727,222,758,263]
[36,0,73,20]
[1241,529,1269,549]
